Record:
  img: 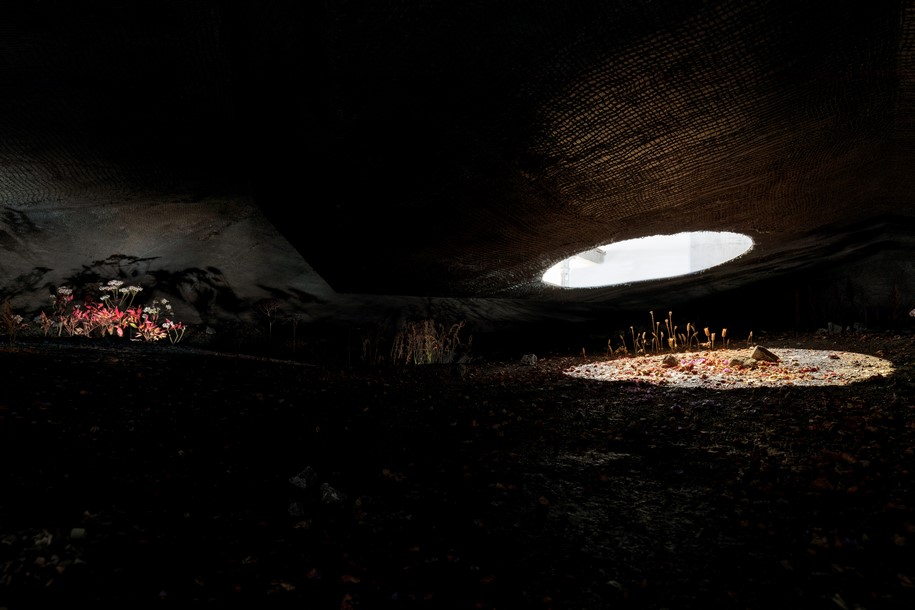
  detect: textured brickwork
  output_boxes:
[0,1,913,325]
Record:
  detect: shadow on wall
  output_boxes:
[0,253,327,327]
[0,207,41,250]
[0,266,52,298]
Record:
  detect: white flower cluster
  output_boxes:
[100,280,142,294]
[910,308,915,318]
[142,298,173,317]
[155,298,172,310]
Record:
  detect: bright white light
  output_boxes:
[542,231,753,288]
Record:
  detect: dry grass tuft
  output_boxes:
[390,319,471,365]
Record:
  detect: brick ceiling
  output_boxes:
[2,1,913,331]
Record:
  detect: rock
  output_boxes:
[289,466,318,490]
[729,357,759,369]
[661,355,679,367]
[520,354,538,366]
[321,482,346,505]
[750,346,780,362]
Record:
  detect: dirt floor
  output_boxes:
[1,331,914,609]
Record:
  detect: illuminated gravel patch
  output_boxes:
[564,348,894,388]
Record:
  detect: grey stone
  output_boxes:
[289,466,318,490]
[320,482,346,505]
[750,346,780,363]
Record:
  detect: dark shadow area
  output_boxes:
[0,331,913,609]
[0,267,52,298]
[63,254,161,289]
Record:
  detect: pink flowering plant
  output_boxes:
[39,286,76,337]
[125,297,185,344]
[31,281,187,344]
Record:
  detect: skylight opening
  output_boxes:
[542,231,754,288]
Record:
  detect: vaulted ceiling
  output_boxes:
[2,1,913,334]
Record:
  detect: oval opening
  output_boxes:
[542,231,753,288]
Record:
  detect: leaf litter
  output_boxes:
[0,333,913,609]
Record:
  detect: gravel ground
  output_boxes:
[565,346,896,388]
[1,332,914,609]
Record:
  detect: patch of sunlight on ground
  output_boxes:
[564,348,894,388]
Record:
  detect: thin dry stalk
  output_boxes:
[390,319,470,365]
[2,298,27,344]
[614,311,750,360]
[665,311,677,350]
